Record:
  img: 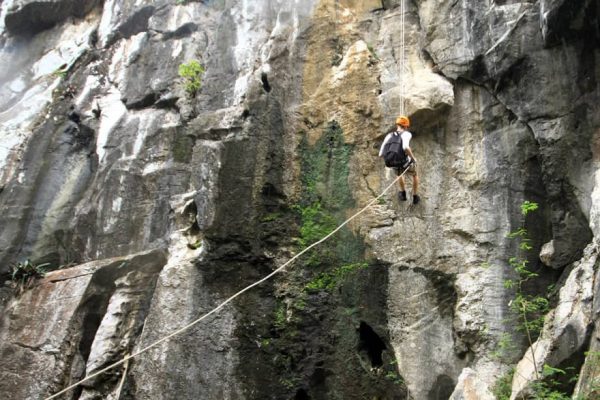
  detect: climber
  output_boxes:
[379,116,420,205]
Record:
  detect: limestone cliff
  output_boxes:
[0,0,598,399]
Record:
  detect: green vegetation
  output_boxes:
[187,239,202,250]
[531,365,573,400]
[494,201,580,398]
[492,367,514,400]
[261,212,282,223]
[305,262,368,292]
[292,298,306,311]
[579,351,600,397]
[258,121,388,397]
[53,68,67,79]
[503,201,549,352]
[295,121,364,266]
[178,60,205,96]
[367,43,379,61]
[494,365,575,400]
[491,332,518,362]
[274,302,287,330]
[10,260,49,294]
[294,202,337,247]
[385,371,404,386]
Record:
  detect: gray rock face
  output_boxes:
[0,0,598,399]
[3,0,100,35]
[510,241,596,399]
[0,249,166,399]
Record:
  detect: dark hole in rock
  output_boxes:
[125,92,159,110]
[428,374,455,400]
[261,72,272,92]
[358,321,386,367]
[311,367,328,385]
[242,109,250,119]
[294,388,311,400]
[183,200,200,235]
[189,221,201,236]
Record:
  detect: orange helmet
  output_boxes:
[396,116,410,128]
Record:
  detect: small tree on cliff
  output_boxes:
[178,60,205,97]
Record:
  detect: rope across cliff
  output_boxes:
[45,169,409,400]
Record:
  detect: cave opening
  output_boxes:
[294,388,311,400]
[261,72,272,92]
[428,375,455,400]
[358,321,386,367]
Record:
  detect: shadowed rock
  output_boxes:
[4,0,100,35]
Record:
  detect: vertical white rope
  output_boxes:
[399,0,406,116]
[113,354,130,400]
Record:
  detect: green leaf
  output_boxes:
[521,201,539,216]
[178,60,205,96]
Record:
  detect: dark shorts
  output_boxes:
[395,163,417,176]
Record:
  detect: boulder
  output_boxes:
[0,249,166,400]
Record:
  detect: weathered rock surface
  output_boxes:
[0,249,166,400]
[3,0,100,35]
[450,368,496,400]
[0,0,598,399]
[510,241,597,399]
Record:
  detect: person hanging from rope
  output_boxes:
[379,116,420,205]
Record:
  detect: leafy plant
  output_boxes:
[292,298,306,311]
[492,367,514,400]
[304,262,368,292]
[491,332,518,362]
[521,201,539,215]
[178,60,205,96]
[274,303,287,330]
[294,202,337,248]
[10,260,49,294]
[503,201,548,365]
[529,365,572,400]
[499,201,574,398]
[385,371,404,385]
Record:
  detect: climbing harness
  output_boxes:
[45,168,410,400]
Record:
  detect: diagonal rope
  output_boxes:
[45,169,408,400]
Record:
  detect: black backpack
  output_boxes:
[383,133,410,168]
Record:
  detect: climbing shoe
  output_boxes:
[398,191,407,201]
[413,194,420,205]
